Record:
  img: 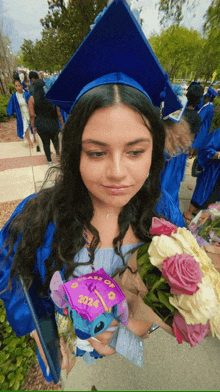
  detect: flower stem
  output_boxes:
[149,277,165,293]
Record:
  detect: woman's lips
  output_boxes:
[103,185,130,194]
[103,185,129,189]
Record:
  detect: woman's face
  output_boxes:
[80,104,153,210]
[15,81,23,93]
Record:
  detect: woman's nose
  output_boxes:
[106,155,127,179]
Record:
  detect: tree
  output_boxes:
[38,0,109,70]
[20,39,35,69]
[149,26,203,81]
[157,0,198,26]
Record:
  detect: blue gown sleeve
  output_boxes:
[6,95,15,116]
[198,129,220,168]
[155,189,186,227]
[0,194,39,336]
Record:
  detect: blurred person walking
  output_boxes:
[7,79,37,148]
[184,127,220,221]
[28,79,64,164]
[28,71,39,96]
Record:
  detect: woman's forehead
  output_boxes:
[82,105,152,143]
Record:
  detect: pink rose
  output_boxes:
[162,254,202,295]
[173,312,210,347]
[150,217,178,236]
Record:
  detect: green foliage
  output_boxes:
[0,299,37,391]
[149,26,203,81]
[0,95,9,122]
[20,0,108,72]
[137,244,175,322]
[8,84,16,95]
[158,0,198,27]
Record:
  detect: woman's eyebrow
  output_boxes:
[82,138,151,146]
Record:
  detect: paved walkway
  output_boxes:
[0,140,220,391]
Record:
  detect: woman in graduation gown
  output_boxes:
[6,79,37,148]
[192,87,218,151]
[184,127,220,220]
[0,0,186,383]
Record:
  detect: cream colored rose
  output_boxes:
[209,312,220,339]
[169,276,219,325]
[148,235,183,269]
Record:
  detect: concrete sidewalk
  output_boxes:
[0,140,219,391]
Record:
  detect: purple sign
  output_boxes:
[62,269,125,321]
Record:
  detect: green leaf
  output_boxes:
[8,338,19,347]
[157,290,175,312]
[23,347,34,357]
[16,356,23,367]
[0,375,5,384]
[16,373,24,381]
[15,347,22,356]
[137,243,151,259]
[3,337,11,345]
[7,372,15,380]
[144,274,159,288]
[0,314,6,323]
[9,378,15,388]
[13,380,21,391]
[6,326,12,334]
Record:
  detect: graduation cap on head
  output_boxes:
[205,86,219,100]
[46,0,182,118]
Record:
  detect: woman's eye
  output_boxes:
[87,151,106,157]
[127,150,144,157]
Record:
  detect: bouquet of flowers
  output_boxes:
[189,202,220,246]
[135,217,220,347]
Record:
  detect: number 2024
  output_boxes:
[78,295,99,308]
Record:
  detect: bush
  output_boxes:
[0,95,9,122]
[211,109,220,131]
[0,299,37,391]
[8,84,16,95]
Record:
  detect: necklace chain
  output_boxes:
[83,226,95,272]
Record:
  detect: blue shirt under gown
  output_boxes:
[191,128,220,207]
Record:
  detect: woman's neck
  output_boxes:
[87,207,141,249]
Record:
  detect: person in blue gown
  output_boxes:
[160,83,203,221]
[7,79,37,147]
[0,0,186,383]
[192,86,218,151]
[184,128,220,221]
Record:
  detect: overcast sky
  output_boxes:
[0,0,212,54]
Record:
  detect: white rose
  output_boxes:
[169,276,218,325]
[148,235,182,268]
[209,312,220,339]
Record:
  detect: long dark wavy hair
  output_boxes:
[1,84,165,294]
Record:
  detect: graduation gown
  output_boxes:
[6,91,32,139]
[160,151,188,207]
[0,187,185,381]
[192,102,214,149]
[0,187,186,336]
[192,128,220,207]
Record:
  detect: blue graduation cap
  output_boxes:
[206,86,218,100]
[46,0,182,118]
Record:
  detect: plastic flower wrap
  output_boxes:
[189,202,220,246]
[137,217,220,346]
